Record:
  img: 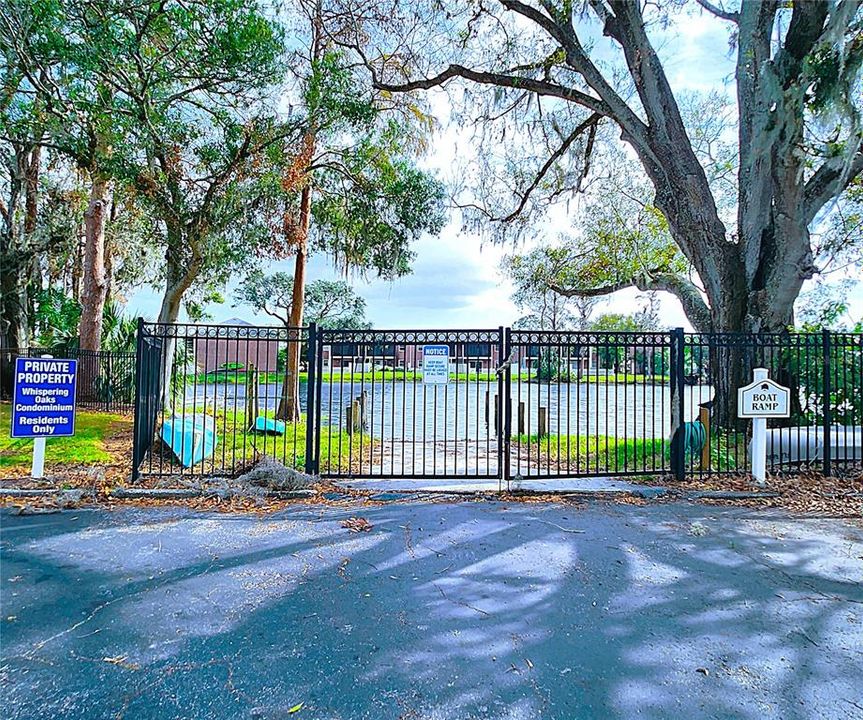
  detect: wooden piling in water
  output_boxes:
[538,406,548,438]
[245,363,259,431]
[345,391,368,435]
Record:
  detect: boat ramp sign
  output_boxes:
[737,376,790,419]
[422,345,450,384]
[11,357,78,438]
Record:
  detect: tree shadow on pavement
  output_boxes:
[1,502,861,720]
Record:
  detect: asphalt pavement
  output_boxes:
[1,500,861,719]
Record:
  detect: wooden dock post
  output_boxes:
[538,406,548,438]
[245,363,259,431]
[699,405,711,469]
[345,391,367,435]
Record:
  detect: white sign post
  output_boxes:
[32,355,53,478]
[737,368,790,486]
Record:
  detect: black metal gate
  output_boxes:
[315,329,506,483]
[132,319,165,476]
[131,321,311,481]
[507,329,675,482]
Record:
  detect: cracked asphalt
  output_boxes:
[1,500,862,719]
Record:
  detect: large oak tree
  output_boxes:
[345,0,863,334]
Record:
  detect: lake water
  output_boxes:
[184,378,713,475]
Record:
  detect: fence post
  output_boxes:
[305,322,317,475]
[245,363,259,431]
[496,326,506,489]
[313,327,325,476]
[131,317,145,483]
[670,327,686,481]
[503,327,512,487]
[822,328,832,477]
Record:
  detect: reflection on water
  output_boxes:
[184,378,713,440]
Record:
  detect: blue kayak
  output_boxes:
[161,415,217,467]
[253,416,286,435]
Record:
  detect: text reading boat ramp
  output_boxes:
[11,358,78,437]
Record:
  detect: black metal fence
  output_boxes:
[128,322,863,485]
[132,321,313,480]
[1,346,136,413]
[679,330,863,479]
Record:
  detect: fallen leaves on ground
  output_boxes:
[644,469,862,517]
[2,461,861,517]
[341,516,373,532]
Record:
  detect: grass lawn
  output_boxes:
[510,431,744,474]
[511,433,669,473]
[0,403,131,470]
[151,404,375,476]
[190,369,501,384]
[578,373,670,384]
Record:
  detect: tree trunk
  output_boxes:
[1,144,40,394]
[156,229,203,409]
[276,179,313,422]
[275,8,323,424]
[72,224,85,303]
[157,282,185,410]
[701,253,797,432]
[0,145,38,353]
[104,218,115,305]
[0,267,26,397]
[78,175,111,400]
[78,175,110,351]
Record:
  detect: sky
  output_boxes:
[125,7,862,331]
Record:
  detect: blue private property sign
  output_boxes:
[11,357,78,438]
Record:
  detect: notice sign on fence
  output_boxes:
[737,377,790,418]
[11,357,78,438]
[422,345,450,384]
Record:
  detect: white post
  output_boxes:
[751,367,768,487]
[31,353,52,479]
[31,437,46,478]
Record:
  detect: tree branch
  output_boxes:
[260,304,290,325]
[500,0,650,145]
[498,113,601,223]
[549,279,633,298]
[694,0,739,23]
[804,149,863,225]
[549,270,712,331]
[783,1,828,61]
[373,64,612,118]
